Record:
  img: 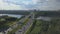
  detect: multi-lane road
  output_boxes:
[15,18,33,34]
[5,12,34,34]
[15,13,33,34]
[0,11,34,34]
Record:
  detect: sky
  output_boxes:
[0,0,60,10]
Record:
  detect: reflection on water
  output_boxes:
[37,16,52,21]
[0,14,22,18]
[0,14,51,21]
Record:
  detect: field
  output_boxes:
[26,18,60,34]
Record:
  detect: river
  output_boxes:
[37,16,52,21]
[0,14,22,18]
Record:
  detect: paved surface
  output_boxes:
[15,18,33,34]
[15,13,33,34]
[3,12,33,34]
[2,15,29,34]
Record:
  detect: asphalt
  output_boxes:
[15,18,33,34]
[15,13,33,34]
[3,12,33,34]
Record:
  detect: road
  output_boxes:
[2,12,33,34]
[2,15,30,34]
[15,18,33,34]
[15,13,33,34]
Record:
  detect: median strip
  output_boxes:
[7,17,30,34]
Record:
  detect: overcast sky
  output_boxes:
[0,0,60,10]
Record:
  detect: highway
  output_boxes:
[15,18,33,34]
[15,13,33,34]
[5,12,34,34]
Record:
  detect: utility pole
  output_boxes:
[31,11,34,19]
[33,12,35,19]
[33,9,36,19]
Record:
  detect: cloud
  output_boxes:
[0,0,24,10]
[0,0,60,10]
[36,0,60,10]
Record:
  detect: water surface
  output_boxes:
[0,14,22,18]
